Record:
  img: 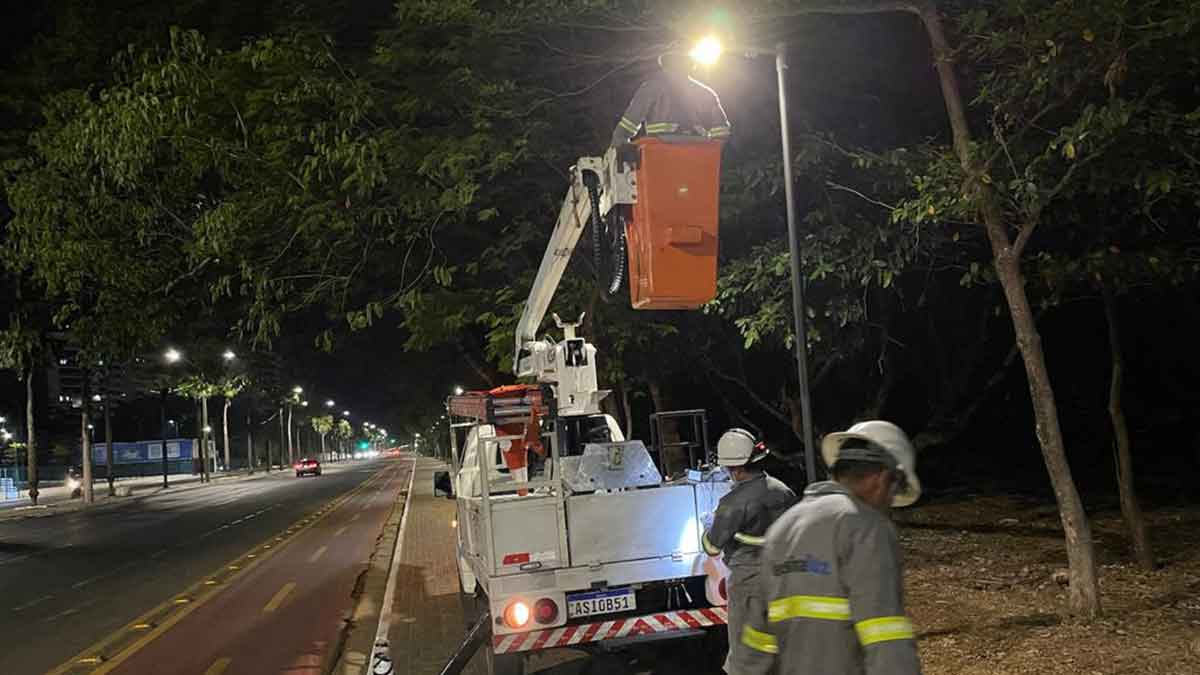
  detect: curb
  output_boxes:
[330,458,416,675]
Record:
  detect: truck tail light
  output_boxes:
[503,600,530,629]
[534,598,559,625]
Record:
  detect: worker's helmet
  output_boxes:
[717,428,768,467]
[821,420,922,507]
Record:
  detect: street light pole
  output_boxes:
[774,42,817,485]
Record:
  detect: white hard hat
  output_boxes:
[821,420,922,507]
[717,428,767,467]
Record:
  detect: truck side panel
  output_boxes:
[566,484,700,565]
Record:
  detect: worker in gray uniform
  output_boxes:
[702,428,797,674]
[733,420,923,675]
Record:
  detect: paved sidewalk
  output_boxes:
[386,455,486,675]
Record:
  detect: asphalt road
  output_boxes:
[0,457,409,675]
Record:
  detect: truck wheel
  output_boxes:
[485,648,524,675]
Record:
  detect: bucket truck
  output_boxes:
[435,139,732,675]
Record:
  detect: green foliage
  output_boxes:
[311,414,334,436]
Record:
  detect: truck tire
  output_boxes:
[485,648,524,675]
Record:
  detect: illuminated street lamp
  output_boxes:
[690,34,816,485]
[222,349,236,361]
[325,399,335,408]
[688,35,723,66]
[342,410,351,417]
[292,385,303,395]
[164,348,182,363]
[453,385,464,396]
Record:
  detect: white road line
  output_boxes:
[13,594,53,611]
[309,545,328,563]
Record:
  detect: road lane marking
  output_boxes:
[309,545,328,563]
[46,463,399,675]
[351,513,360,521]
[13,594,53,611]
[334,525,347,536]
[263,582,297,613]
[204,657,232,675]
[44,608,78,622]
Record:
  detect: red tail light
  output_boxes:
[534,598,559,625]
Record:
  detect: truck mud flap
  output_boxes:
[492,607,727,655]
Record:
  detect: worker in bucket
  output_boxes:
[732,420,923,675]
[610,51,731,148]
[701,428,797,674]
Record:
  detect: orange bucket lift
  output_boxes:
[625,138,723,309]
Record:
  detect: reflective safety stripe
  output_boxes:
[618,117,639,133]
[733,532,765,546]
[741,625,779,654]
[702,532,721,556]
[709,126,731,137]
[768,595,851,622]
[855,616,915,646]
[645,122,680,134]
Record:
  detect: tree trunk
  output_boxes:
[278,406,286,469]
[25,368,38,505]
[223,397,232,473]
[81,375,94,504]
[246,410,254,473]
[286,405,294,465]
[1101,284,1154,570]
[201,397,210,482]
[917,1,1100,619]
[320,433,327,461]
[104,393,114,496]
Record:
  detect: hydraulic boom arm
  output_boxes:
[513,152,633,378]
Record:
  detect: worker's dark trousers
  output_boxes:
[724,565,773,674]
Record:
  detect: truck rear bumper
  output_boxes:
[492,607,727,654]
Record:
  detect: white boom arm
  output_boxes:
[513,151,635,378]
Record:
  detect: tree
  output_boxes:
[0,309,47,504]
[176,375,218,482]
[218,374,248,472]
[335,418,352,460]
[311,414,334,462]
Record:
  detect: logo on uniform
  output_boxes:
[774,554,832,576]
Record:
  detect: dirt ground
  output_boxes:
[897,495,1200,675]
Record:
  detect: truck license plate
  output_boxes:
[566,588,636,619]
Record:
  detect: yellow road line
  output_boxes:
[203,657,232,675]
[309,545,328,563]
[45,464,399,675]
[263,582,296,613]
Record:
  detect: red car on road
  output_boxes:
[295,458,322,477]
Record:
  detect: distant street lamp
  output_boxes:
[453,385,464,396]
[301,400,309,408]
[292,386,303,395]
[161,348,183,488]
[325,399,335,408]
[222,349,236,361]
[342,410,351,417]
